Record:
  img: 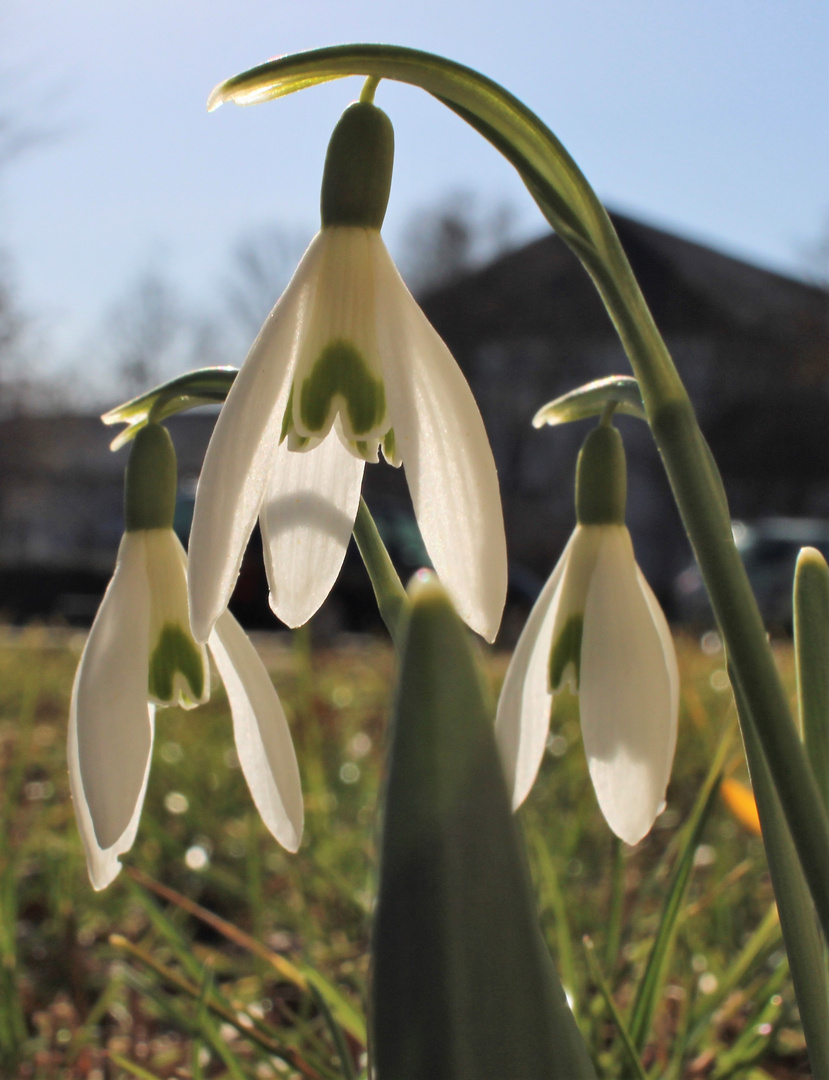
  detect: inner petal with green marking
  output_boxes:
[549,613,584,691]
[149,621,207,706]
[295,339,387,441]
[143,528,210,711]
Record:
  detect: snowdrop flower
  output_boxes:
[495,422,678,844]
[68,424,303,890]
[188,97,506,644]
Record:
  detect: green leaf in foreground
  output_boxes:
[102,367,238,449]
[794,547,829,812]
[731,667,829,1080]
[372,576,595,1079]
[532,376,646,428]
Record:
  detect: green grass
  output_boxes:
[0,626,810,1078]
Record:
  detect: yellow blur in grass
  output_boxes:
[721,777,762,836]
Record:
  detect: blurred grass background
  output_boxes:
[0,627,810,1078]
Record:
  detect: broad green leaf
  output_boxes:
[532,376,646,428]
[102,367,238,449]
[795,547,829,811]
[731,667,829,1080]
[372,577,596,1079]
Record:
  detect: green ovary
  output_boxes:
[299,339,386,437]
[149,622,205,704]
[549,614,584,691]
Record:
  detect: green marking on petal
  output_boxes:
[299,339,386,437]
[382,427,398,464]
[149,622,205,704]
[549,613,584,691]
[279,381,296,443]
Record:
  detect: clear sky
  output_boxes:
[1,0,827,388]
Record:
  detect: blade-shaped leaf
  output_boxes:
[795,547,829,812]
[730,667,829,1080]
[372,577,596,1079]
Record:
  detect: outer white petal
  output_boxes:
[580,528,676,845]
[636,564,680,780]
[495,535,574,808]
[373,239,507,642]
[68,534,155,888]
[188,232,327,643]
[208,610,303,851]
[259,422,364,627]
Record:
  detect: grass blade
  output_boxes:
[530,830,579,1001]
[126,866,366,1046]
[628,724,734,1052]
[582,936,647,1080]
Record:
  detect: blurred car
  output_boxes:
[673,517,829,629]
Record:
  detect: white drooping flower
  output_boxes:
[188,99,507,645]
[495,423,678,845]
[68,424,303,890]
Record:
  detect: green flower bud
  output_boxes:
[320,101,394,229]
[124,423,177,531]
[575,422,627,526]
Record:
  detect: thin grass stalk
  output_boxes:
[308,983,358,1080]
[531,830,579,1003]
[111,934,324,1078]
[627,725,733,1053]
[686,904,781,1049]
[126,867,367,1045]
[604,835,625,973]
[582,936,647,1080]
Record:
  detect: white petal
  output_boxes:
[636,564,680,778]
[580,528,677,845]
[495,536,574,808]
[373,239,507,642]
[289,228,389,445]
[68,534,155,887]
[145,529,209,709]
[259,422,364,627]
[208,611,303,851]
[188,232,327,642]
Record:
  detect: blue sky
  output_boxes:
[1,0,827,386]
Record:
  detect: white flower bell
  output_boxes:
[495,422,678,845]
[188,99,507,644]
[68,424,303,889]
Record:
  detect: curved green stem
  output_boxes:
[352,498,410,648]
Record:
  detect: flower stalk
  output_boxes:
[205,41,829,939]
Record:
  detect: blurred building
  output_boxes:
[0,211,826,628]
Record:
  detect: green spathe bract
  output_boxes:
[148,621,206,704]
[299,339,386,437]
[124,423,177,532]
[372,577,595,1079]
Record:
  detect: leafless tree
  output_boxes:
[225,224,309,340]
[398,190,518,295]
[104,271,187,397]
